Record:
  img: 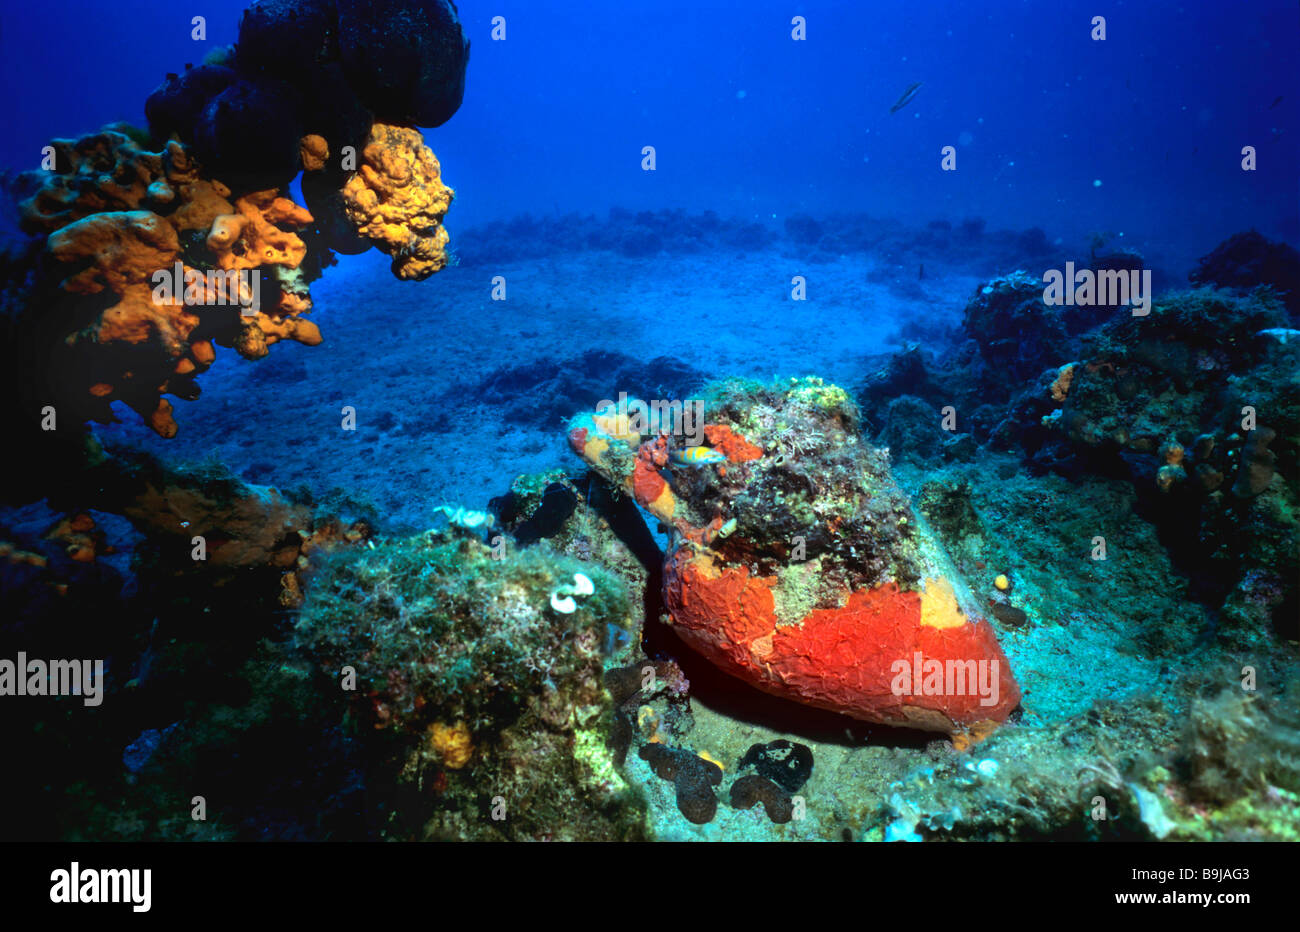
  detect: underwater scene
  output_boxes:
[0,0,1298,863]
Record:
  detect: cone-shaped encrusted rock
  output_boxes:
[568,378,1021,739]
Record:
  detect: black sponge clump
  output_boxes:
[737,739,814,793]
[236,0,340,79]
[730,775,794,824]
[142,0,470,201]
[192,79,305,189]
[510,483,579,546]
[336,0,470,127]
[639,744,722,825]
[296,63,374,178]
[237,2,373,181]
[301,173,371,253]
[144,65,239,145]
[990,601,1029,629]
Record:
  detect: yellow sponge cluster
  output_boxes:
[341,123,455,281]
[427,720,474,769]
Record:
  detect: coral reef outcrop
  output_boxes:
[568,378,1022,739]
[6,0,468,445]
[855,240,1300,649]
[17,130,323,437]
[1189,230,1300,320]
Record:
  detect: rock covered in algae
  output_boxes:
[294,528,648,840]
[1038,287,1299,646]
[568,376,1021,739]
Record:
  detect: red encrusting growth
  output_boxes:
[663,545,1020,732]
[703,424,764,462]
[632,457,668,506]
[568,427,588,454]
[623,436,676,521]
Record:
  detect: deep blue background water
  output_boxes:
[2,1,1297,266]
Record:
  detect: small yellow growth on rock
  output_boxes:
[593,411,642,445]
[919,577,967,630]
[1156,463,1186,492]
[581,434,611,465]
[299,134,328,173]
[428,721,473,769]
[341,122,454,281]
[635,478,677,525]
[637,705,662,742]
[951,719,1000,752]
[994,574,1010,591]
[697,750,725,771]
[1050,363,1075,402]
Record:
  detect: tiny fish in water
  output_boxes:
[670,445,727,466]
[918,262,925,280]
[1270,95,1283,109]
[890,81,923,114]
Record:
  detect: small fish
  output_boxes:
[1270,95,1283,109]
[670,445,727,466]
[918,262,925,280]
[890,81,923,114]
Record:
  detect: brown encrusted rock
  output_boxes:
[1233,427,1277,498]
[639,743,722,825]
[730,774,794,824]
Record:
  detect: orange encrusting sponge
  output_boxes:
[663,544,1020,735]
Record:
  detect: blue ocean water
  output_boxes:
[3,1,1297,259]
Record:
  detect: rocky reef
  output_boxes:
[859,235,1299,651]
[292,529,646,841]
[0,0,485,841]
[2,85,1297,848]
[568,378,1021,740]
